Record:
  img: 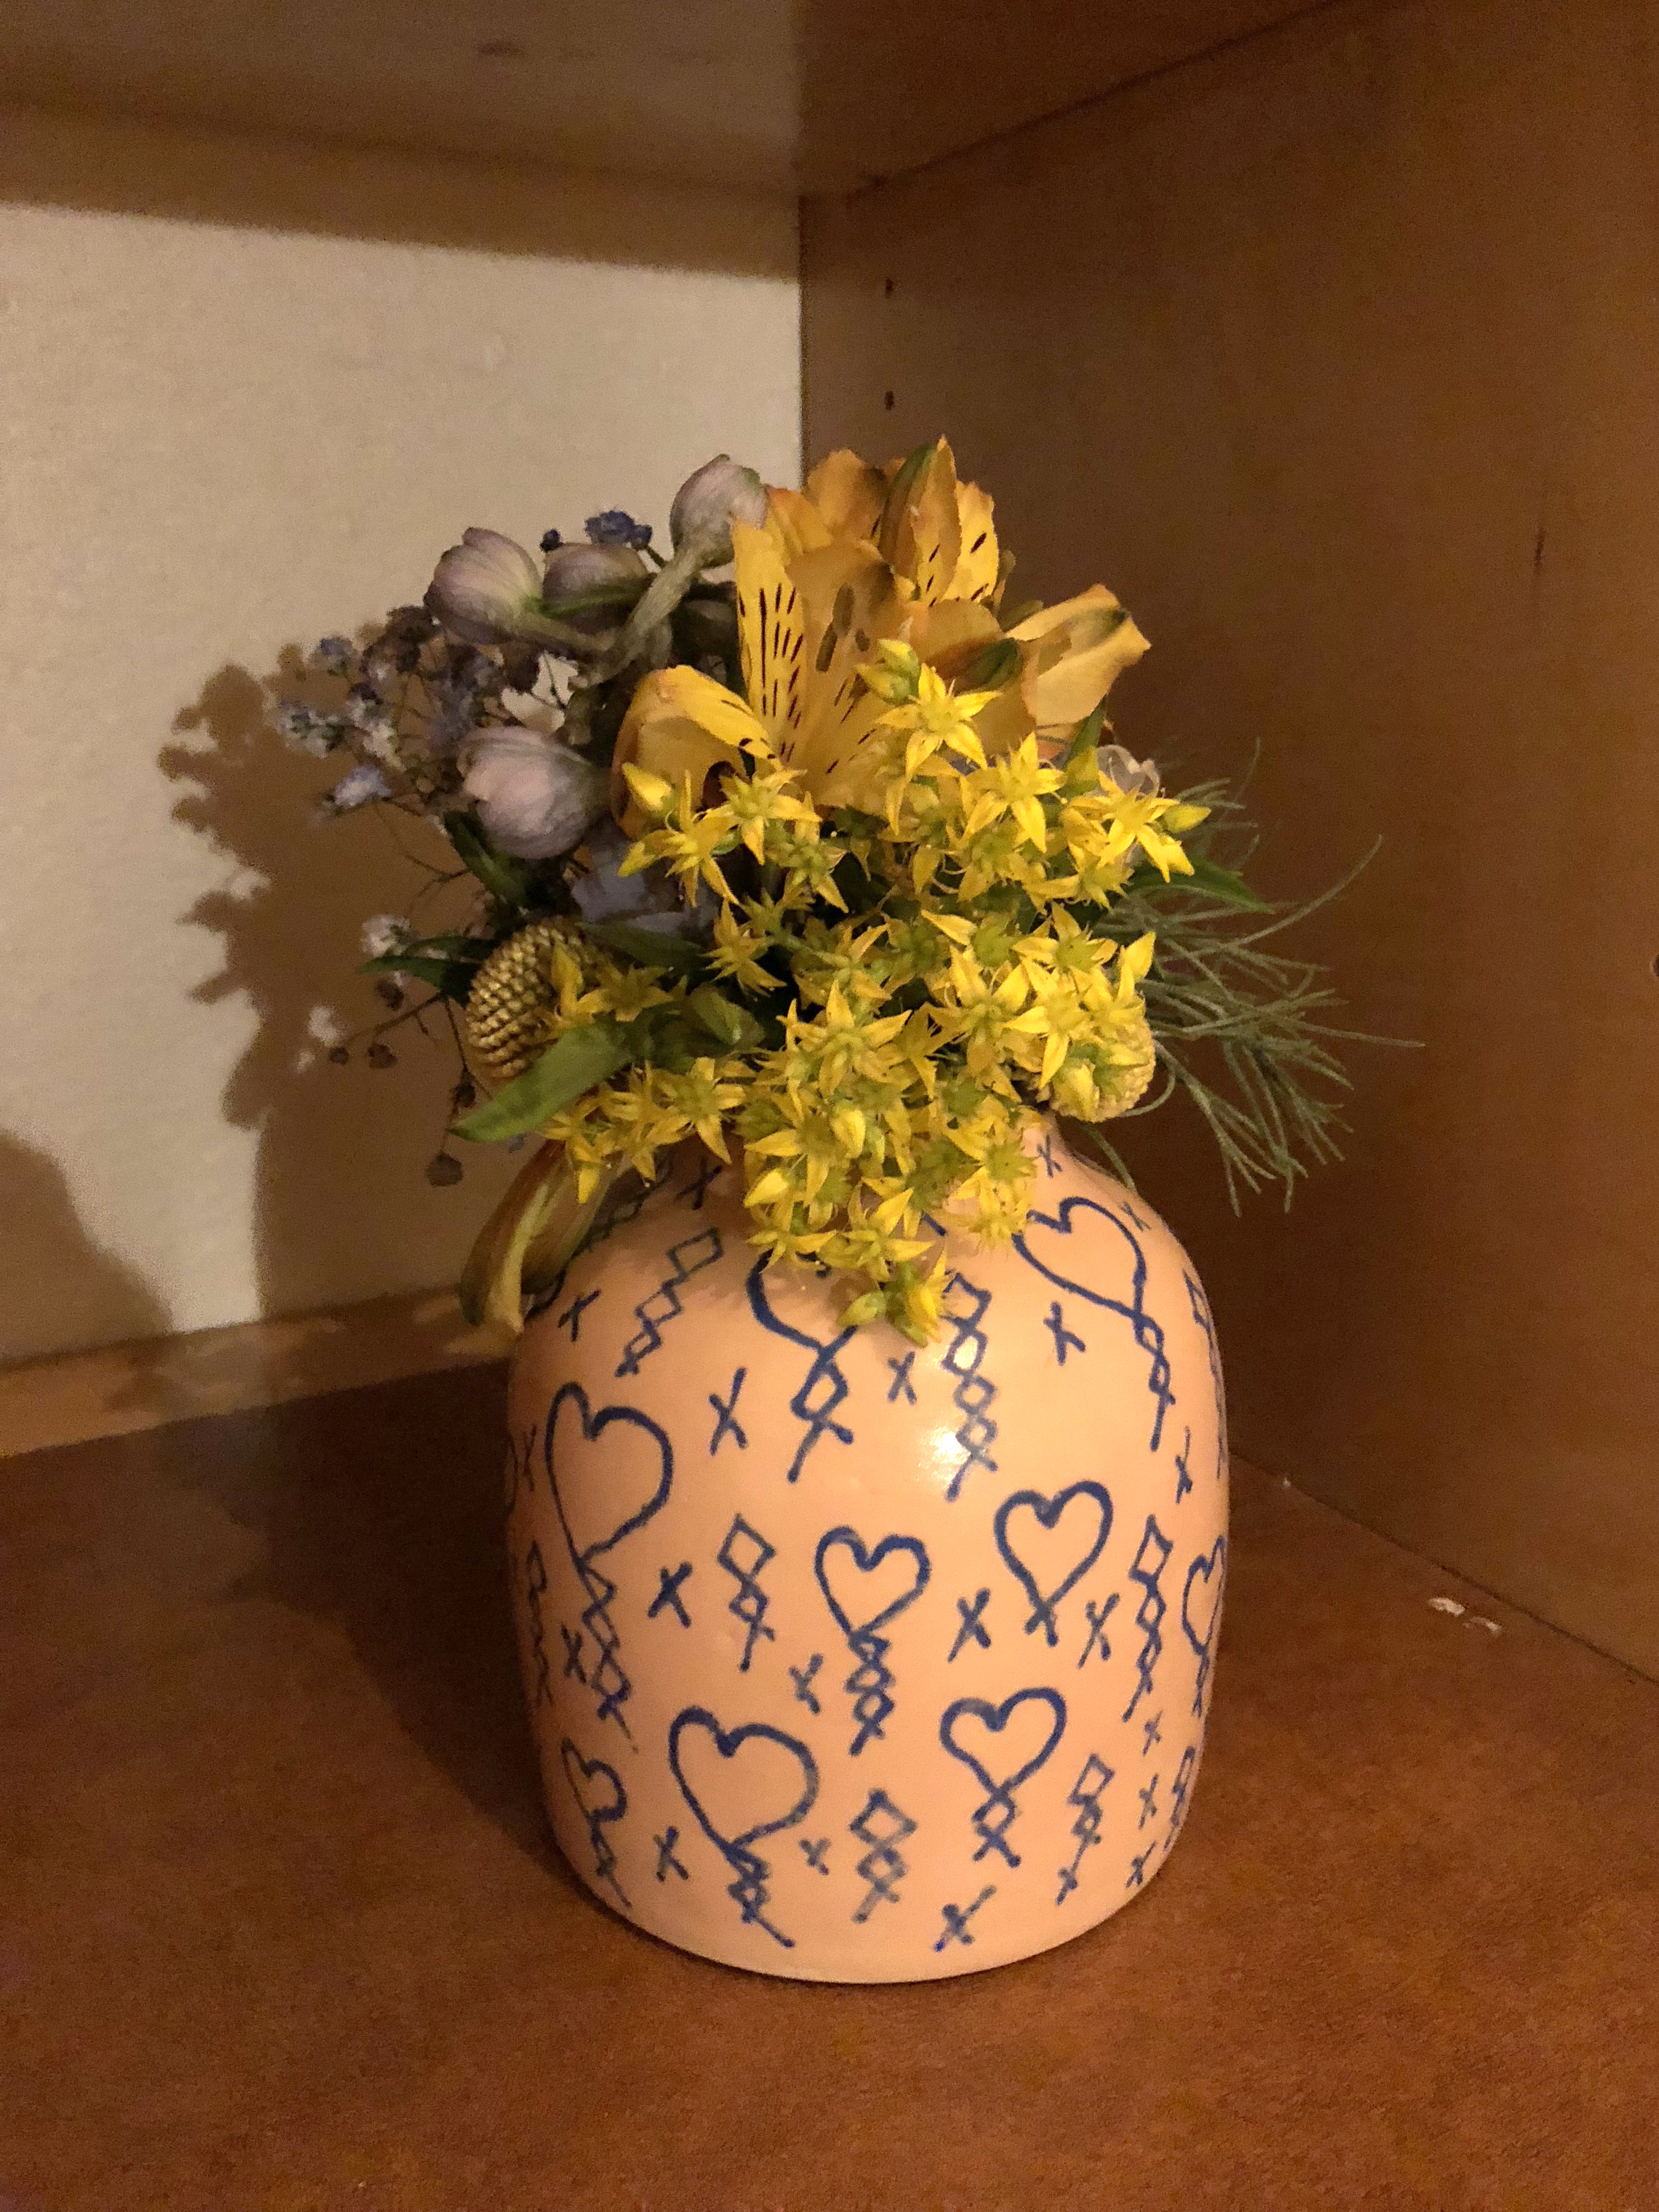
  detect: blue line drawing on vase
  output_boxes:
[814,1527,932,1755]
[1164,1742,1198,1854]
[654,1827,689,1881]
[1078,1591,1118,1667]
[707,1367,749,1455]
[939,1272,999,1501]
[668,1708,820,1950]
[1121,1514,1174,1720]
[717,1514,778,1671]
[993,1482,1113,1649]
[950,1588,993,1661]
[799,1834,831,1874]
[849,1788,918,1923]
[788,1654,824,1714]
[1142,1709,1164,1756]
[615,1228,724,1378]
[555,1287,600,1342]
[1012,1198,1175,1450]
[1174,1426,1193,1504]
[1184,1271,1227,1480]
[560,1622,585,1681]
[1137,1775,1160,1829]
[1125,1842,1156,1889]
[1055,1752,1114,1904]
[1036,1127,1062,1178]
[935,1885,997,1951]
[676,1153,722,1210]
[940,1687,1067,1868]
[503,1422,538,1520]
[886,1350,917,1404]
[1181,1538,1227,1715]
[560,1739,631,1907]
[544,1381,674,1741]
[1043,1301,1086,1366]
[523,1541,552,1707]
[744,1255,855,1483]
[647,1561,693,1627]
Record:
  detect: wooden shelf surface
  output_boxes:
[6,1366,1655,2206]
[3,1,1328,196]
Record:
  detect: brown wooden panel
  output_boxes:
[2,0,1326,197]
[804,0,1659,1674]
[5,1373,1656,2203]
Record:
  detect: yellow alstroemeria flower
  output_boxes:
[613,521,912,819]
[768,443,1147,746]
[770,440,1002,612]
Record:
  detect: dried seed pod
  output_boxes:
[465,919,567,1087]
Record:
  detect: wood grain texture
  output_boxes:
[1,0,1328,197]
[804,0,1659,1675]
[0,1291,503,1458]
[5,1374,1654,2207]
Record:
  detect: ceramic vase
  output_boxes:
[503,1122,1227,1982]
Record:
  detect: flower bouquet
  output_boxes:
[278,441,1355,1341]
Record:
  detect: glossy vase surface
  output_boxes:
[504,1124,1227,1982]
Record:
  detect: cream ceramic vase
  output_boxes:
[503,1122,1227,1982]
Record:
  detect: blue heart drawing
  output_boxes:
[544,1379,674,1566]
[814,1527,932,1641]
[560,1738,631,1905]
[1013,1195,1145,1310]
[668,1707,821,1855]
[1011,1198,1174,1452]
[1182,1539,1227,1658]
[993,1482,1113,1646]
[940,1687,1067,1799]
[559,1739,627,1828]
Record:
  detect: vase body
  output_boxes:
[504,1125,1227,1982]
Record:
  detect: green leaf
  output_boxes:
[451,1020,635,1143]
[442,810,532,909]
[685,986,764,1052]
[1127,854,1268,908]
[359,952,478,1000]
[404,932,499,959]
[1186,856,1269,907]
[955,637,1021,692]
[582,920,707,973]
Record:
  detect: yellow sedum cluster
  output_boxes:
[463,443,1208,1342]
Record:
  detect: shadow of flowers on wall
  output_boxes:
[161,658,516,1325]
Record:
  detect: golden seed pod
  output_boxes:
[465,919,566,1088]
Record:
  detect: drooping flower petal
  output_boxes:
[1009,586,1150,731]
[803,449,889,541]
[611,662,765,828]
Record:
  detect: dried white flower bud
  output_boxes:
[669,455,768,565]
[540,542,647,637]
[322,762,392,814]
[461,728,608,859]
[425,528,544,646]
[360,914,410,960]
[1098,743,1160,797]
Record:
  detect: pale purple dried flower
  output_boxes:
[323,762,393,813]
[669,455,768,564]
[425,528,544,646]
[461,728,607,859]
